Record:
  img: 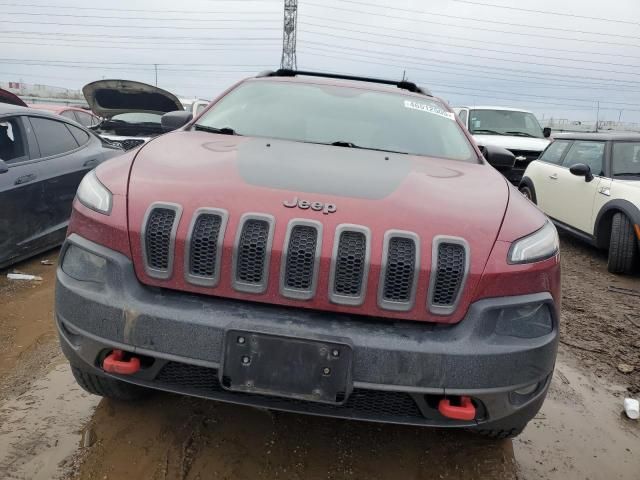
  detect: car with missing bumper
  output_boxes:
[520,132,640,274]
[55,70,560,438]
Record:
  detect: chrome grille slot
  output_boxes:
[281,220,322,300]
[428,237,469,315]
[185,208,228,287]
[232,214,274,294]
[142,203,181,279]
[329,225,370,306]
[378,231,419,311]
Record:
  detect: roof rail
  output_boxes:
[257,69,432,96]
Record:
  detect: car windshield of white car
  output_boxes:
[195,81,477,162]
[612,142,640,179]
[469,110,544,138]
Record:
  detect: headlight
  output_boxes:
[508,221,559,264]
[77,170,112,215]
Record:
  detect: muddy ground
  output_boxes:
[0,234,638,480]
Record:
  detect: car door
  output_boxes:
[551,140,607,234]
[27,116,100,246]
[526,139,572,215]
[0,114,46,267]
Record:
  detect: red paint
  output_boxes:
[103,350,140,375]
[66,75,561,325]
[438,396,476,421]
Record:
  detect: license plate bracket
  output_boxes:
[221,330,353,404]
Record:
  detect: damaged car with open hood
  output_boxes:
[83,80,183,151]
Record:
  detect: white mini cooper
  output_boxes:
[520,133,640,274]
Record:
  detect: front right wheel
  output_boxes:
[519,185,535,203]
[607,212,639,274]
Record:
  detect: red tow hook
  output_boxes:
[103,349,141,375]
[438,396,476,421]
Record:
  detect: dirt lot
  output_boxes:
[0,234,638,480]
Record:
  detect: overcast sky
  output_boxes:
[1,0,639,122]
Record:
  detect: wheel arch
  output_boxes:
[594,199,640,249]
[518,176,537,204]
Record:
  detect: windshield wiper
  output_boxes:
[505,131,537,138]
[472,129,503,135]
[194,124,238,135]
[325,140,407,154]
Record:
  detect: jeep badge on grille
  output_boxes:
[283,197,337,215]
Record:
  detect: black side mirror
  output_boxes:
[161,111,193,132]
[0,159,8,174]
[543,127,552,138]
[569,163,594,182]
[479,144,515,174]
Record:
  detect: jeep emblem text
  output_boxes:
[283,197,337,215]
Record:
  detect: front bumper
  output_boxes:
[55,234,558,428]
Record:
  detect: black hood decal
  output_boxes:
[236,138,410,200]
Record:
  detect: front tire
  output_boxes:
[519,185,535,204]
[607,212,638,274]
[71,365,150,401]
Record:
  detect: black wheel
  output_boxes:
[607,212,639,274]
[519,185,535,204]
[71,365,150,401]
[474,424,526,439]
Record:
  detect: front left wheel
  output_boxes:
[607,212,639,274]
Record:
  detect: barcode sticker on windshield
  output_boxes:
[404,100,455,120]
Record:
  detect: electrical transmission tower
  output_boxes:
[280,0,298,70]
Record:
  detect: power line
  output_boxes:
[302,13,640,62]
[299,20,640,69]
[296,48,640,109]
[3,11,279,22]
[0,39,280,52]
[0,1,278,15]
[0,30,281,42]
[298,26,640,78]
[338,0,639,41]
[1,20,281,30]
[450,0,640,26]
[300,40,640,92]
[303,1,640,49]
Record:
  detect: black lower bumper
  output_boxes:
[55,234,558,429]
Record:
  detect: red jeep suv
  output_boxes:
[55,70,560,438]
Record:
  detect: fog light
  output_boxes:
[62,244,107,283]
[494,303,552,338]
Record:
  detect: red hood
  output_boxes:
[125,131,510,323]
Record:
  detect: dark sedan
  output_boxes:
[0,103,122,268]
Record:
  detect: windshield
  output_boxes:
[469,109,544,138]
[110,112,162,124]
[612,142,640,179]
[195,80,476,161]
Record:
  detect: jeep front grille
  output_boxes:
[232,214,274,294]
[281,221,322,300]
[379,232,419,311]
[330,226,370,306]
[140,206,472,317]
[142,203,181,279]
[185,209,228,287]
[428,238,469,315]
